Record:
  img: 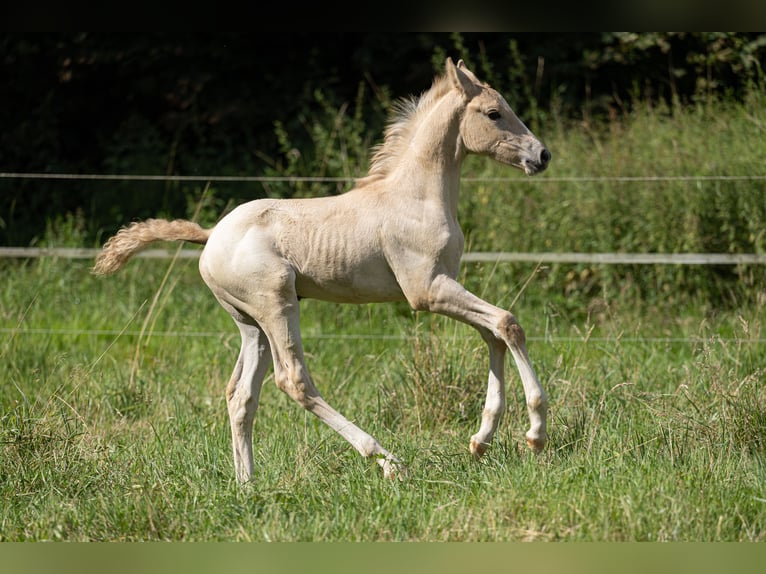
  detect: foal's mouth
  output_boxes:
[522,158,549,176]
[494,141,551,175]
[522,147,551,176]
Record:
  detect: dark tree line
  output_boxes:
[2,33,764,246]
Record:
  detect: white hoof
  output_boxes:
[379,457,408,481]
[525,430,547,453]
[469,436,488,459]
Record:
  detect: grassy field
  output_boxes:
[2,95,766,541]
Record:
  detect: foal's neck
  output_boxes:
[402,93,466,219]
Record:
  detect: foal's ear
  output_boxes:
[446,57,480,100]
[456,59,482,84]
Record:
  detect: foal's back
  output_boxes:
[200,188,411,305]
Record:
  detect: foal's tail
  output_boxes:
[92,218,211,276]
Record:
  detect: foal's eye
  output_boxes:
[487,110,501,121]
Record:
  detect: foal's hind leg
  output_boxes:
[225,320,272,483]
[246,284,405,479]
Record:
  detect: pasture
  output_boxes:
[1,91,766,541]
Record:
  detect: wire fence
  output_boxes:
[3,171,766,264]
[3,171,766,183]
[3,172,765,346]
[3,247,766,265]
[2,326,763,345]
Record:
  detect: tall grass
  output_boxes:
[2,91,766,541]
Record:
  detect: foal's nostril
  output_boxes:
[540,148,551,164]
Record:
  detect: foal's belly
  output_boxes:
[293,258,406,304]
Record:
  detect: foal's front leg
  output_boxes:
[425,274,547,456]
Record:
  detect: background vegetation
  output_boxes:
[2,33,766,245]
[1,33,765,541]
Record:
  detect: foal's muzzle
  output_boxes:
[524,147,551,175]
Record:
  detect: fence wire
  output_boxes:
[2,247,765,265]
[3,171,764,345]
[3,171,765,265]
[3,171,766,183]
[2,326,764,345]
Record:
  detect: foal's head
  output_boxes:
[448,58,551,176]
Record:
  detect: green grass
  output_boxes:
[2,258,764,541]
[2,96,766,541]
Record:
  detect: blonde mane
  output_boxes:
[357,73,453,186]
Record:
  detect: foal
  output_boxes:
[94,58,551,481]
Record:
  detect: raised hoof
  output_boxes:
[469,438,488,459]
[525,431,547,453]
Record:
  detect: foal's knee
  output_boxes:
[497,313,526,348]
[498,313,527,347]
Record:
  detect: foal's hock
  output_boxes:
[93,57,551,481]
